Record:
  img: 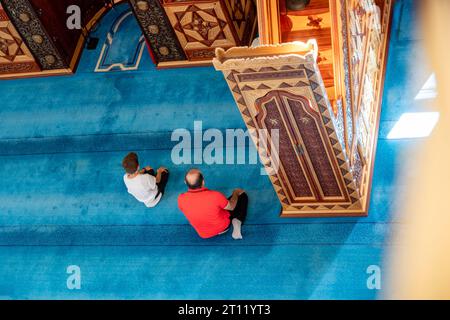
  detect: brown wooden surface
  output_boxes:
[29,0,106,66]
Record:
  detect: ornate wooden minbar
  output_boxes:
[214,0,393,217]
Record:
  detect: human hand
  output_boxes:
[157,167,168,173]
[233,188,245,196]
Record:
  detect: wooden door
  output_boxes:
[255,90,347,204]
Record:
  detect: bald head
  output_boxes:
[185,169,204,190]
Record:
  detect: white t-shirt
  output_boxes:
[123,174,162,207]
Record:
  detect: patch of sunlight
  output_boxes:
[387,112,440,139]
[415,73,437,100]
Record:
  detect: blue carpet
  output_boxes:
[0,0,427,299]
[95,5,145,71]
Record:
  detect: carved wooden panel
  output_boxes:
[338,0,392,195]
[223,0,257,45]
[162,0,256,62]
[0,2,40,75]
[256,93,315,201]
[1,0,68,70]
[283,93,344,199]
[163,1,236,60]
[129,0,186,63]
[345,0,383,161]
[256,91,346,203]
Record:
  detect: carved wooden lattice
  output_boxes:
[341,0,392,195]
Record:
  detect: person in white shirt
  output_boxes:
[122,152,169,208]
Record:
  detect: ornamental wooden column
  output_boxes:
[255,0,282,45]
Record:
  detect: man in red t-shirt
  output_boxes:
[178,168,248,239]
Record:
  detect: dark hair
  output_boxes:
[185,170,204,189]
[122,152,139,174]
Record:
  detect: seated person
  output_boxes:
[178,168,248,240]
[122,152,169,208]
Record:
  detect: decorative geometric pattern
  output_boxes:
[338,0,392,210]
[164,2,236,60]
[257,91,345,201]
[0,22,25,62]
[256,94,315,200]
[303,63,362,211]
[175,5,228,46]
[129,0,186,63]
[340,0,354,153]
[1,0,67,70]
[0,3,39,75]
[223,0,256,44]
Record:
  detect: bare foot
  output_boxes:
[231,218,243,240]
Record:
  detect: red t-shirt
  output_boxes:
[178,187,230,238]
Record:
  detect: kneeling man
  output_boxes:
[178,168,248,240]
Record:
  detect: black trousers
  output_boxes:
[144,168,169,195]
[227,192,248,224]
